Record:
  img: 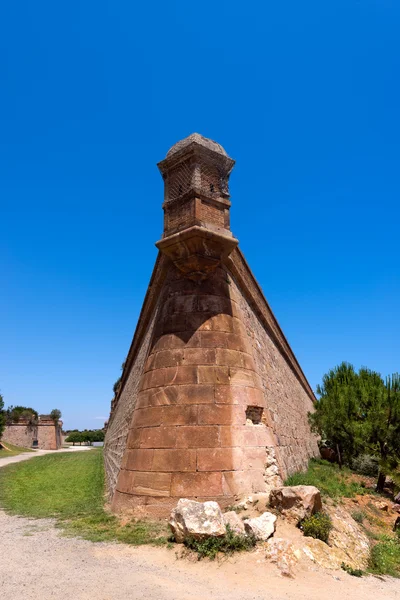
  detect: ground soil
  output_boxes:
[0,509,399,600]
[1,452,400,600]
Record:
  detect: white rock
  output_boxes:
[244,511,277,541]
[169,499,226,543]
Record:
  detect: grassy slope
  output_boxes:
[0,442,33,458]
[286,459,400,577]
[0,449,168,545]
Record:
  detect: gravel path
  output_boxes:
[1,508,400,600]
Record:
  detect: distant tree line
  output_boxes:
[310,362,400,492]
[65,429,105,445]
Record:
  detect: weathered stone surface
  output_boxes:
[326,504,370,570]
[223,511,246,535]
[392,503,400,513]
[266,538,298,577]
[394,492,400,503]
[269,485,322,521]
[169,499,226,543]
[244,512,276,541]
[300,504,369,571]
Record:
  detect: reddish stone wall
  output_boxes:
[104,308,160,499]
[111,265,278,517]
[228,272,320,479]
[2,424,36,448]
[2,422,62,450]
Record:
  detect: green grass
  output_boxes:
[285,459,367,499]
[0,442,33,458]
[369,535,400,577]
[0,449,168,545]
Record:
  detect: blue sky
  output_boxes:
[1,1,399,430]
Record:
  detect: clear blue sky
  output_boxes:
[1,1,399,430]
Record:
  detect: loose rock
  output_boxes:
[223,511,246,535]
[266,538,298,577]
[244,512,276,541]
[169,499,226,543]
[269,485,322,522]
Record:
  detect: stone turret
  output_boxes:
[104,134,319,517]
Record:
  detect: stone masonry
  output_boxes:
[2,415,63,450]
[104,133,319,517]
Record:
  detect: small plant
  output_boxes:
[351,510,365,524]
[184,525,256,560]
[224,504,245,513]
[300,512,332,543]
[341,562,363,577]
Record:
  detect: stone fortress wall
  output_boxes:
[2,417,63,450]
[104,133,319,517]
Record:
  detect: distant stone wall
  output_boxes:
[2,424,36,448]
[2,421,62,450]
[104,308,160,500]
[229,272,319,479]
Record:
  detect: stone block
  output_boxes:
[162,405,198,426]
[199,331,228,349]
[183,348,216,365]
[197,447,243,471]
[163,365,198,385]
[198,404,246,426]
[171,472,223,497]
[140,426,177,448]
[122,448,154,471]
[175,425,220,448]
[153,349,184,369]
[133,407,164,428]
[197,366,230,385]
[132,471,172,497]
[152,449,196,472]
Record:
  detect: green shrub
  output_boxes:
[184,525,256,560]
[369,536,400,577]
[341,562,363,577]
[300,512,332,543]
[352,455,379,477]
[351,510,365,524]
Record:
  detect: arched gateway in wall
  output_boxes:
[104,134,319,517]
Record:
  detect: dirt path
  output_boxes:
[0,445,92,468]
[0,510,399,600]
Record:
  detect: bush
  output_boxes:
[184,525,256,560]
[352,454,379,477]
[300,512,332,543]
[50,409,62,423]
[351,510,365,524]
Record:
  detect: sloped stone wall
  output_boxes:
[229,272,319,478]
[104,309,160,500]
